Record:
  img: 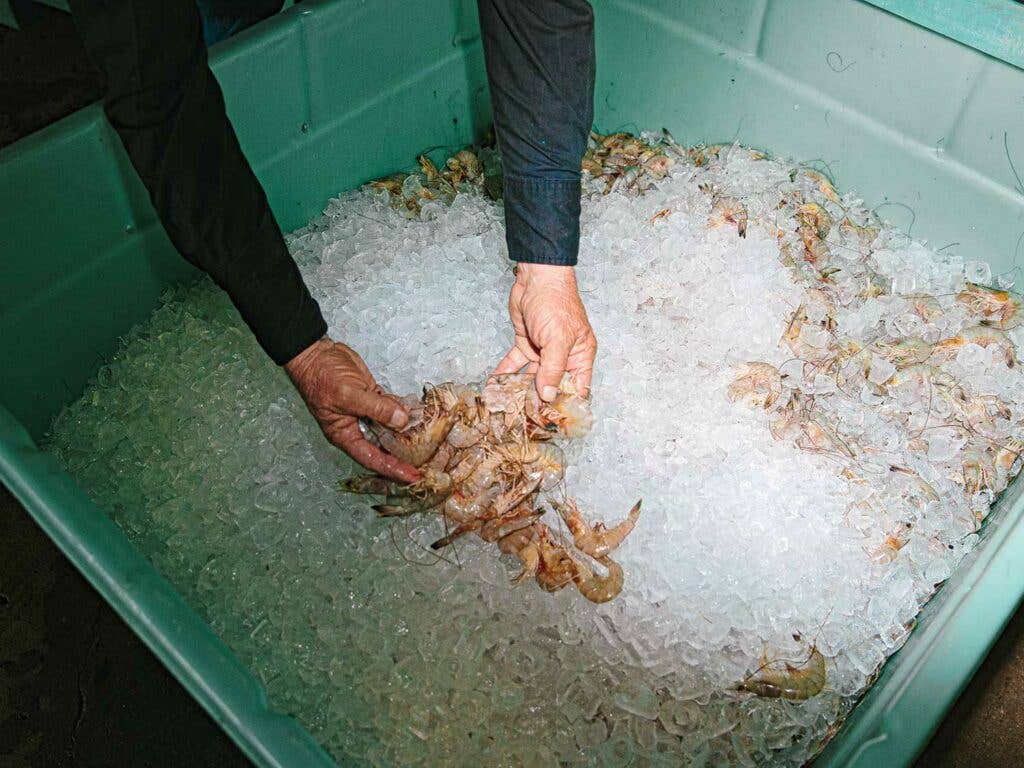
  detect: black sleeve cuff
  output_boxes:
[503,176,581,266]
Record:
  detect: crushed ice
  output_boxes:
[46,137,1024,766]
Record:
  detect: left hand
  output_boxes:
[284,337,422,483]
[492,263,597,400]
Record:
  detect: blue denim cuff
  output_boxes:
[503,176,581,266]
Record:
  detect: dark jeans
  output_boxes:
[68,0,595,365]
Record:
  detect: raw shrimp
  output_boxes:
[727,362,784,408]
[534,530,578,594]
[931,325,1017,368]
[960,448,998,497]
[552,499,642,559]
[340,470,453,517]
[368,385,462,465]
[338,372,637,604]
[996,437,1024,477]
[872,338,933,368]
[798,414,856,458]
[796,202,832,265]
[708,192,749,238]
[737,646,827,700]
[799,169,841,204]
[570,554,625,604]
[957,283,1023,329]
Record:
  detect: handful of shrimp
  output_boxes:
[338,374,641,604]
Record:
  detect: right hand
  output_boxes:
[284,338,422,483]
[493,263,598,401]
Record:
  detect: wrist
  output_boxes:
[284,335,331,378]
[514,262,577,290]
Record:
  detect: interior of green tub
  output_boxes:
[2,1,1024,766]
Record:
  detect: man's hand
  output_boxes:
[285,338,421,483]
[493,263,597,400]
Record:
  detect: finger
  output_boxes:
[343,385,410,429]
[572,362,594,399]
[493,345,532,377]
[536,334,572,402]
[335,422,422,483]
[569,340,597,398]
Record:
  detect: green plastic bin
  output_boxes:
[2,0,1024,764]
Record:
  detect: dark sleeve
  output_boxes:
[476,0,596,267]
[67,0,327,365]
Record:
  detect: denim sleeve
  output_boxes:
[67,0,327,366]
[477,0,596,267]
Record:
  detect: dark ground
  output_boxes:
[2,6,1023,768]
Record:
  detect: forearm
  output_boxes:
[477,0,596,267]
[68,0,325,364]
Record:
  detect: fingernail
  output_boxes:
[542,385,558,402]
[389,409,409,429]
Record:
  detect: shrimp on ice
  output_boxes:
[931,325,1017,368]
[367,384,465,466]
[552,499,642,559]
[957,283,1023,330]
[727,362,785,408]
[571,554,625,604]
[871,338,933,368]
[708,192,749,238]
[339,470,453,517]
[736,646,826,701]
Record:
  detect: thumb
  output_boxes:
[344,387,409,429]
[536,334,572,402]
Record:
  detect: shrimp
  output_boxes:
[737,646,826,700]
[643,153,675,179]
[996,437,1024,477]
[689,143,726,167]
[650,207,673,224]
[368,385,463,466]
[340,470,453,517]
[903,294,944,324]
[797,414,856,458]
[534,530,578,594]
[886,363,961,403]
[795,202,832,265]
[447,149,481,182]
[867,522,912,565]
[418,154,441,184]
[796,202,832,240]
[931,325,1017,367]
[839,218,880,249]
[737,360,792,403]
[571,554,625,603]
[957,283,1023,329]
[871,338,933,368]
[954,393,1012,439]
[782,294,837,362]
[552,499,642,559]
[727,362,784,408]
[799,169,841,204]
[510,538,541,585]
[960,448,998,497]
[484,373,593,440]
[709,193,748,238]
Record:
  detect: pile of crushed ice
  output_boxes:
[47,138,1024,766]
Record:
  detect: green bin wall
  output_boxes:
[1,1,1023,766]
